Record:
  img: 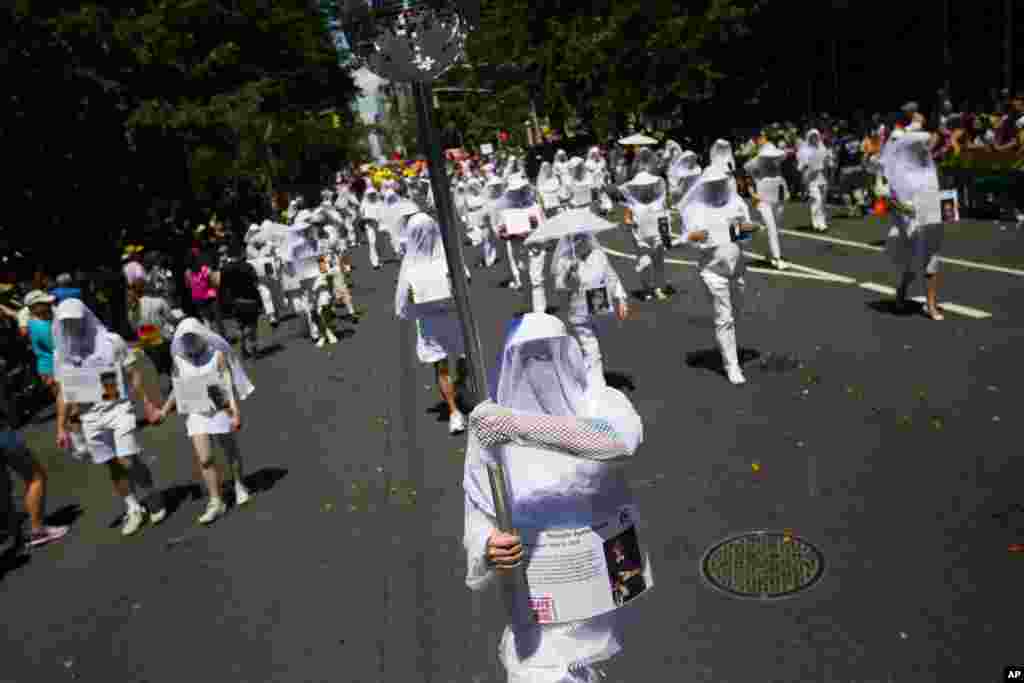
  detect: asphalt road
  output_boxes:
[3,202,1023,683]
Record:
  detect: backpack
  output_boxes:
[188,266,214,301]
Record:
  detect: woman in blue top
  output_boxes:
[24,290,57,396]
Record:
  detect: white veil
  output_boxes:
[797,129,828,170]
[879,130,939,200]
[537,161,560,193]
[551,233,603,291]
[709,139,736,172]
[53,298,116,377]
[170,317,254,401]
[619,171,666,206]
[394,212,446,317]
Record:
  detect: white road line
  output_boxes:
[859,282,897,295]
[603,246,851,283]
[742,249,857,284]
[779,228,1024,277]
[910,297,993,319]
[807,453,818,498]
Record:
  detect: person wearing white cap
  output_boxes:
[584,147,613,215]
[464,312,647,683]
[552,230,630,388]
[797,129,833,231]
[620,156,671,301]
[157,318,254,524]
[744,142,791,270]
[497,173,548,311]
[281,216,326,344]
[53,298,168,536]
[394,210,468,434]
[880,128,946,320]
[678,168,761,385]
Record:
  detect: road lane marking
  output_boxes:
[909,297,992,319]
[859,282,897,295]
[741,249,857,284]
[601,246,852,283]
[779,228,1024,277]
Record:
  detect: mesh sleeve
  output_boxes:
[470,403,630,462]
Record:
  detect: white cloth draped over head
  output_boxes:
[630,148,658,177]
[619,171,666,206]
[677,167,743,222]
[708,139,736,172]
[879,130,939,200]
[537,161,560,193]
[668,150,701,188]
[463,313,643,521]
[797,129,828,171]
[53,298,116,378]
[394,212,446,317]
[551,233,603,291]
[663,139,682,162]
[170,317,254,401]
[567,157,587,183]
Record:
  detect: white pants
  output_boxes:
[569,316,607,388]
[699,267,745,371]
[636,236,666,290]
[257,283,276,320]
[527,244,550,313]
[809,182,828,230]
[506,239,524,288]
[758,201,785,260]
[365,222,380,267]
[287,290,318,340]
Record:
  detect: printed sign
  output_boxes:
[502,208,535,237]
[173,368,234,415]
[59,365,125,404]
[481,143,494,155]
[939,189,960,223]
[585,285,613,316]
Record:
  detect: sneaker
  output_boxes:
[198,498,227,525]
[149,508,167,525]
[234,485,252,507]
[772,259,789,271]
[122,507,146,536]
[449,411,467,435]
[654,288,668,301]
[326,330,339,345]
[27,525,69,548]
[315,338,326,348]
[726,366,747,385]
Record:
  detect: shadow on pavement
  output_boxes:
[426,401,449,423]
[604,371,637,393]
[242,467,288,495]
[685,348,762,377]
[45,504,84,528]
[253,343,285,360]
[0,548,30,583]
[866,299,923,317]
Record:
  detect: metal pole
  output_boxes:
[411,80,528,622]
[1005,0,1014,94]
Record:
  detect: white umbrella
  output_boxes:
[524,208,619,245]
[618,133,658,146]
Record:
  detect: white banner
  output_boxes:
[172,368,234,415]
[502,208,538,237]
[481,143,494,155]
[59,365,125,404]
[520,504,653,624]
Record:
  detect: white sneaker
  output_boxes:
[773,259,789,271]
[234,485,251,507]
[727,365,747,385]
[122,507,146,537]
[149,508,167,525]
[326,329,339,345]
[198,498,227,525]
[449,411,467,435]
[315,338,326,348]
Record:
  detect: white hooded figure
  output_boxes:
[565,158,593,210]
[465,179,497,268]
[797,129,832,231]
[552,231,629,388]
[707,139,740,195]
[334,182,361,238]
[463,312,647,683]
[667,149,702,207]
[496,174,548,310]
[484,175,508,273]
[585,147,613,215]
[164,318,254,524]
[744,142,791,269]
[620,162,670,300]
[879,129,945,319]
[280,218,326,344]
[244,224,281,325]
[536,162,563,217]
[552,149,570,185]
[361,187,388,264]
[53,298,167,536]
[678,167,761,385]
[394,211,468,434]
[286,197,303,224]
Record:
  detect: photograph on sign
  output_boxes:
[586,285,613,316]
[939,189,960,222]
[518,503,653,625]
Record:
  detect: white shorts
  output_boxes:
[416,313,465,365]
[185,410,233,437]
[80,401,141,464]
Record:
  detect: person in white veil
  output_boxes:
[552,149,570,185]
[564,157,593,210]
[707,139,740,194]
[620,156,670,301]
[584,147,612,215]
[678,168,761,385]
[465,178,497,269]
[667,150,702,206]
[245,223,281,327]
[496,174,548,310]
[463,312,647,683]
[879,127,945,320]
[486,175,511,280]
[797,129,833,231]
[158,318,254,525]
[536,162,564,217]
[361,186,387,263]
[552,230,629,388]
[744,141,791,270]
[53,298,168,536]
[394,210,468,434]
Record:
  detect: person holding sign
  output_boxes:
[678,168,761,385]
[552,232,629,389]
[536,162,564,218]
[620,160,671,301]
[53,299,167,537]
[496,174,548,312]
[394,211,468,435]
[463,313,647,683]
[564,158,593,210]
[465,179,497,270]
[879,128,946,320]
[158,318,254,525]
[744,142,791,270]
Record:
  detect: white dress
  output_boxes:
[174,350,232,437]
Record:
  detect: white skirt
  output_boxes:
[186,410,232,437]
[416,312,465,364]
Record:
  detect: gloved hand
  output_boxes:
[468,399,517,449]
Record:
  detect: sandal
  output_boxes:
[927,308,945,321]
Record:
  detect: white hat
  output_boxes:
[701,167,730,183]
[486,175,505,187]
[1016,115,1024,129]
[55,298,86,320]
[506,173,529,191]
[629,171,660,185]
[24,290,55,307]
[505,313,569,348]
[757,142,786,158]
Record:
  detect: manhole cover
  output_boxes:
[700,531,825,600]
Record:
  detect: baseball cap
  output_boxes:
[24,290,56,307]
[55,298,86,320]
